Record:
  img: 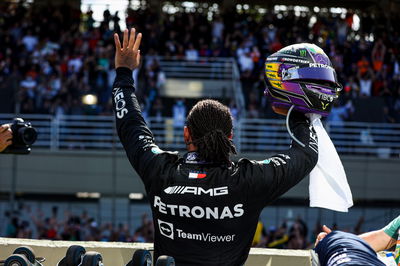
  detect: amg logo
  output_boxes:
[164,186,228,196]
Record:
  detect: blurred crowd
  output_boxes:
[3,204,370,250]
[0,2,115,116]
[251,215,367,249]
[3,206,154,243]
[0,2,400,122]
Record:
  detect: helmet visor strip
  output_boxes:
[282,66,342,91]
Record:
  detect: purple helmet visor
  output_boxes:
[282,66,342,91]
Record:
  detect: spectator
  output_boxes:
[17,221,32,239]
[172,98,186,128]
[247,103,260,118]
[68,55,83,74]
[229,99,239,122]
[252,220,267,247]
[21,30,38,52]
[238,51,254,73]
[357,55,370,77]
[393,56,400,81]
[150,97,164,121]
[358,69,374,97]
[327,101,349,124]
[212,16,224,41]
[185,43,199,61]
[336,19,348,45]
[20,74,37,99]
[5,216,19,238]
[371,38,386,73]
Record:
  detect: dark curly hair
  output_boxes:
[186,99,237,163]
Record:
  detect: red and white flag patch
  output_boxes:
[188,172,207,179]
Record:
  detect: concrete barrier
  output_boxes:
[0,237,313,265]
[246,248,312,266]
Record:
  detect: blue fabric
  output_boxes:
[314,231,385,266]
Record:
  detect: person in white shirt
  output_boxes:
[212,17,224,41]
[20,75,37,99]
[185,44,199,61]
[68,56,83,73]
[22,30,38,52]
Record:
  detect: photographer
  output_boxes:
[0,124,12,153]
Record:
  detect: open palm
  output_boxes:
[114,28,142,70]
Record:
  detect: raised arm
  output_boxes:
[112,29,177,188]
[247,112,318,206]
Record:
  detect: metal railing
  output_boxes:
[158,56,234,80]
[238,119,400,157]
[156,56,246,117]
[1,114,400,157]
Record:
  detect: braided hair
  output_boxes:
[186,99,237,163]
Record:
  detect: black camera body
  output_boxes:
[2,118,37,155]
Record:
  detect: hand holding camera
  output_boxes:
[1,118,37,155]
[0,124,12,152]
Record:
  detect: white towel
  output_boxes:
[307,114,353,212]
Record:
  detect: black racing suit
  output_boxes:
[112,67,318,266]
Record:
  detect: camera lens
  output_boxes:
[19,127,38,145]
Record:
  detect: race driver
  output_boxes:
[112,28,318,265]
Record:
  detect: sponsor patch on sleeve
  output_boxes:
[260,159,271,164]
[151,146,164,154]
[259,154,290,167]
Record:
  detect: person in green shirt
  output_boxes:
[360,215,400,252]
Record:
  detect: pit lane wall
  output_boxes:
[0,237,313,266]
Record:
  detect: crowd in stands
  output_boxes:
[3,205,154,243]
[252,215,367,249]
[1,2,400,123]
[3,203,371,250]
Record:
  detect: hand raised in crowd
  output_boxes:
[314,225,332,247]
[114,28,142,70]
[0,124,12,153]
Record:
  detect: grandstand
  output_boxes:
[0,0,399,262]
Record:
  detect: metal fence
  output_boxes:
[1,114,400,157]
[158,57,234,80]
[238,119,400,157]
[157,56,246,117]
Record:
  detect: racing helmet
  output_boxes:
[264,43,342,117]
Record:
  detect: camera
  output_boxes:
[2,118,37,155]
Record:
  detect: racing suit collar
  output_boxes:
[184,152,209,164]
[184,152,233,168]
